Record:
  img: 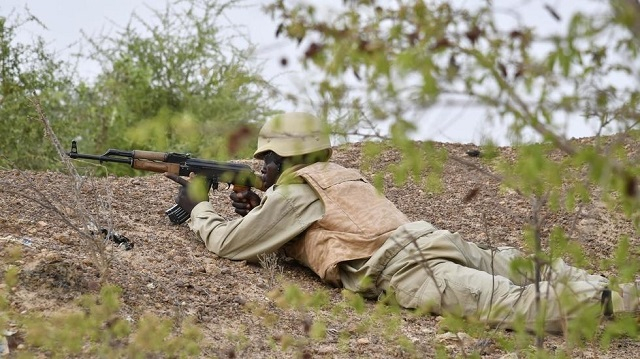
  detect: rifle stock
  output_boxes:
[67,141,264,224]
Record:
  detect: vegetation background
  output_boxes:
[0,0,275,173]
[1,0,639,357]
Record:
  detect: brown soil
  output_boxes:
[1,138,639,358]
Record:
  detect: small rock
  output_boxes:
[53,232,73,244]
[466,149,481,157]
[45,252,61,262]
[421,327,435,334]
[232,296,246,305]
[87,280,100,291]
[205,264,220,274]
[82,258,93,266]
[436,332,475,347]
[316,345,335,354]
[436,332,458,342]
[356,338,370,345]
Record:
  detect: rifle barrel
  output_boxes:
[68,140,132,164]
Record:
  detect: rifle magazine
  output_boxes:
[165,204,190,225]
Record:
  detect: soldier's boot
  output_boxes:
[601,288,614,318]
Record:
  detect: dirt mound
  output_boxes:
[1,139,638,358]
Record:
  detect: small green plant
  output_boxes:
[14,287,202,357]
[0,244,203,357]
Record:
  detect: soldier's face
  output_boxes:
[261,151,282,189]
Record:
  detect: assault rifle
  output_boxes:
[67,141,263,224]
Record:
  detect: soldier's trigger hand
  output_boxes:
[229,190,261,217]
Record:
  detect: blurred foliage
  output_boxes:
[1,0,276,174]
[265,0,640,216]
[265,0,640,350]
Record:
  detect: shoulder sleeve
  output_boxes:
[189,183,323,262]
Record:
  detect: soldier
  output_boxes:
[166,112,638,333]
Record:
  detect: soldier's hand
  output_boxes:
[164,172,210,214]
[230,189,261,216]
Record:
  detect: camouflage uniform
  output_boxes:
[190,162,616,333]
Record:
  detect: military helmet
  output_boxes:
[253,112,332,159]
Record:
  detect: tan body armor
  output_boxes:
[284,162,409,286]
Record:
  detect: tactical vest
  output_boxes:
[284,162,409,286]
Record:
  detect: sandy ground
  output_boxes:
[1,138,639,358]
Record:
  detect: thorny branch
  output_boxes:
[8,95,118,279]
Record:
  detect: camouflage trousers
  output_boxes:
[379,229,613,333]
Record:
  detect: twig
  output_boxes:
[531,193,549,348]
